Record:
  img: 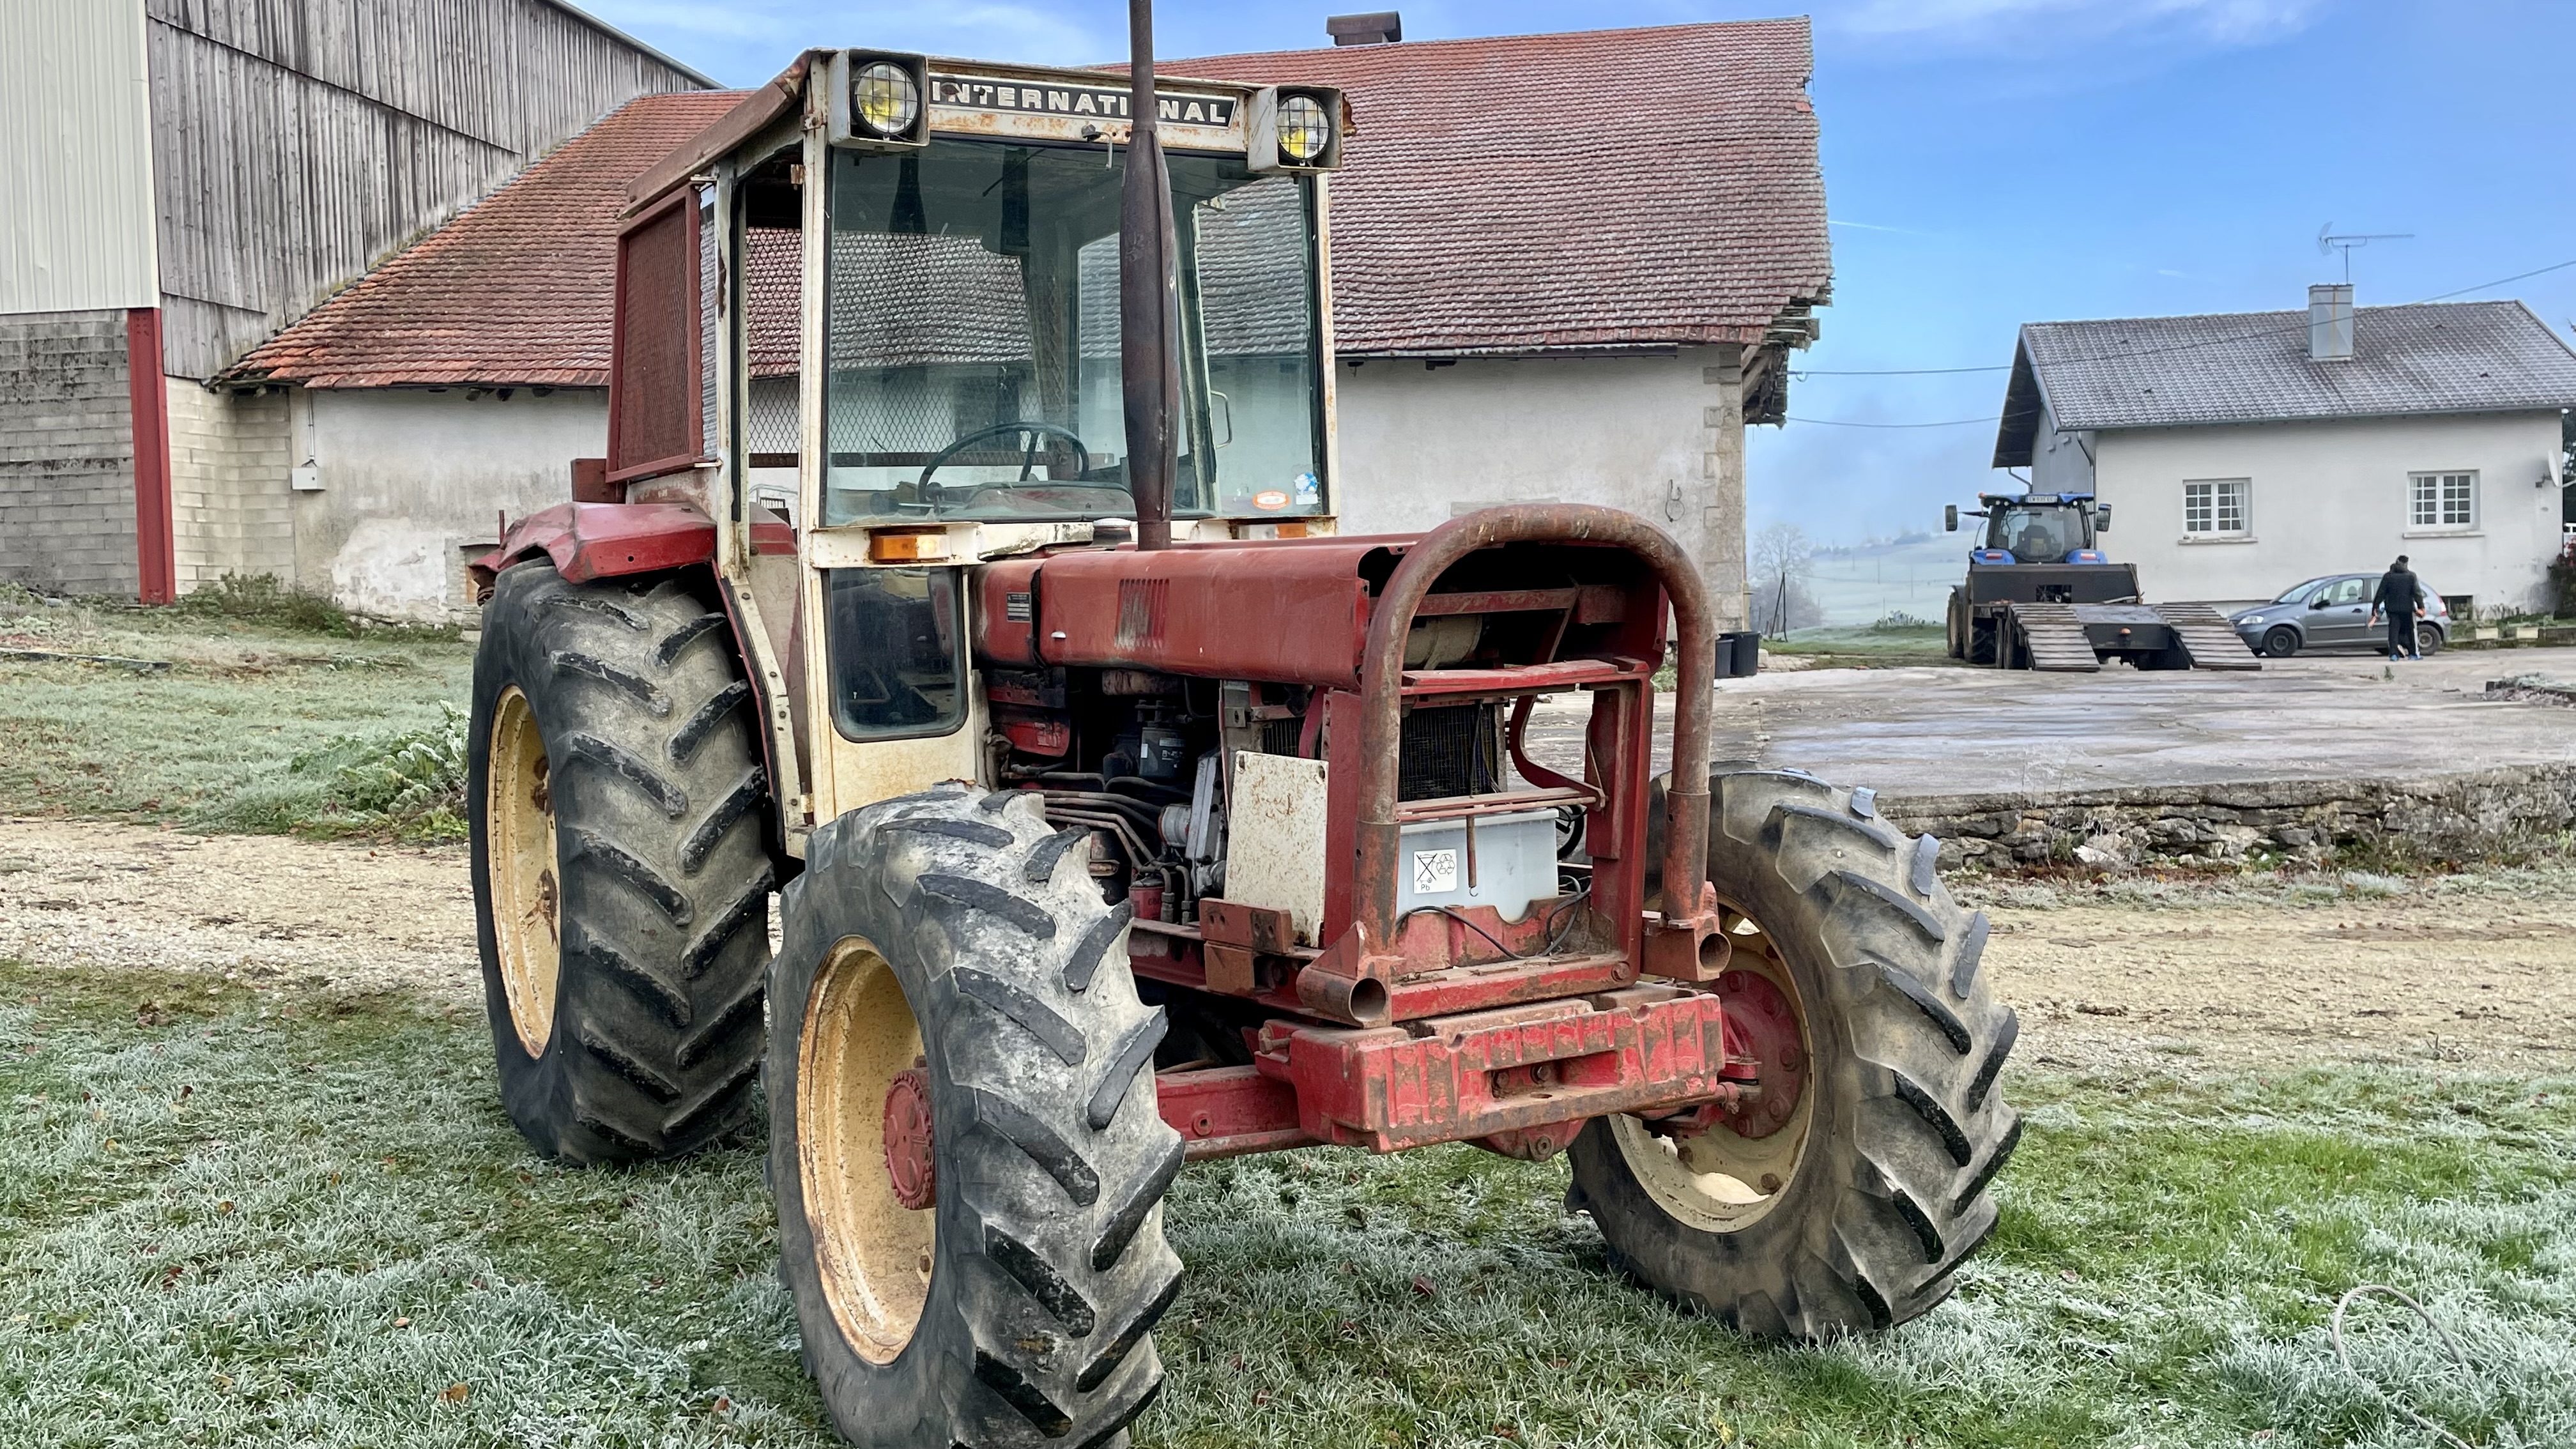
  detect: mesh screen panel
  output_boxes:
[611,198,700,477]
[1397,703,1503,801]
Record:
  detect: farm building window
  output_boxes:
[2182,478,2248,537]
[2409,471,2476,530]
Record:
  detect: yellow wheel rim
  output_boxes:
[487,686,561,1057]
[1611,901,1816,1232]
[798,938,935,1365]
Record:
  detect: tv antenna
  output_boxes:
[2317,223,2412,284]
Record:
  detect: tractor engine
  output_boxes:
[969,537,1658,935]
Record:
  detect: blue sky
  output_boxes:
[583,0,2576,545]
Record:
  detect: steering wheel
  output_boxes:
[912,422,1097,509]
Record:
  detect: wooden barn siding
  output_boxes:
[145,0,707,379]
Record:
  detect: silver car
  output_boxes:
[2228,573,2450,658]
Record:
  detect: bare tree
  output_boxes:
[1749,523,1821,636]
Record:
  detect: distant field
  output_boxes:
[1804,535,1966,627]
[1765,622,1954,666]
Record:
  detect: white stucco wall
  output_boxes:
[2088,410,2564,613]
[288,354,1762,630]
[2026,405,2096,493]
[298,387,606,620]
[1333,347,1749,630]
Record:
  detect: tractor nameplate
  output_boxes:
[928,74,1238,127]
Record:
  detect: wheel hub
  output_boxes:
[882,1066,936,1211]
[1713,969,1805,1138]
[1611,907,1816,1232]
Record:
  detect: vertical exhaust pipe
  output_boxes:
[1120,0,1179,550]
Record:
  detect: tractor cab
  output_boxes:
[461,24,2018,1445]
[1947,491,2110,565]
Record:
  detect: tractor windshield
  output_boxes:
[816,139,1324,527]
[1985,504,2092,561]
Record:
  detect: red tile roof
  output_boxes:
[226,91,746,388]
[232,20,1829,385]
[1173,19,1830,355]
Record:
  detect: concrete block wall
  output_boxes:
[0,309,141,596]
[166,382,295,592]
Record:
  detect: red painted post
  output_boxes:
[123,307,177,604]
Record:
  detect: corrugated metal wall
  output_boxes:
[0,1,160,315]
[146,0,711,378]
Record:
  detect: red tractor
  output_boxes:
[468,14,2018,1446]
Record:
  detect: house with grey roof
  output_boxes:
[1993,285,2576,615]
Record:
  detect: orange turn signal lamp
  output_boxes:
[868,529,951,563]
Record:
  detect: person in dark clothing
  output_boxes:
[2368,555,2425,661]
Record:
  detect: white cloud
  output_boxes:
[1829,0,2323,48]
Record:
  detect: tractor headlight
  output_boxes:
[854,61,921,139]
[1275,94,1331,163]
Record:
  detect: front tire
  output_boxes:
[468,564,776,1164]
[770,785,1184,1449]
[1572,770,2021,1338]
[2261,625,2301,659]
[1966,618,1997,666]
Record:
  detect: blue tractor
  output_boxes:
[1942,492,2253,672]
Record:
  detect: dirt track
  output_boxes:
[3,819,2570,1074]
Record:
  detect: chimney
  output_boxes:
[1327,11,1400,44]
[2308,282,2354,362]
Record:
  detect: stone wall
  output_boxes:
[1881,767,2576,870]
[0,309,139,596]
[165,382,295,592]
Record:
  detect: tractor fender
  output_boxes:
[468,501,716,599]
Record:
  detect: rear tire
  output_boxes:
[2261,625,2300,659]
[2416,622,2443,656]
[1574,770,2021,1338]
[769,785,1184,1449]
[1966,618,1997,666]
[468,564,776,1164]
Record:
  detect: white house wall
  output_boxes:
[2090,410,2564,613]
[300,387,604,620]
[2026,404,2095,493]
[1334,348,1751,630]
[282,352,1765,627]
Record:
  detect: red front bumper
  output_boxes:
[1156,983,1752,1159]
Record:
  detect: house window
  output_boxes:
[2182,478,2249,537]
[2409,471,2476,530]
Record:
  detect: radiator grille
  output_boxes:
[1261,716,1302,756]
[1398,703,1503,801]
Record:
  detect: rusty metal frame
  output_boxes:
[1350,505,1716,941]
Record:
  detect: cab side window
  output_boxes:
[827,567,966,740]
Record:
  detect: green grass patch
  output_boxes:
[1765,622,1956,669]
[4,962,2571,1447]
[168,573,363,638]
[0,592,470,838]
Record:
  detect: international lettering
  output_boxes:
[927,73,1235,128]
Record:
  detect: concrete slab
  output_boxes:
[1524,647,2576,795]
